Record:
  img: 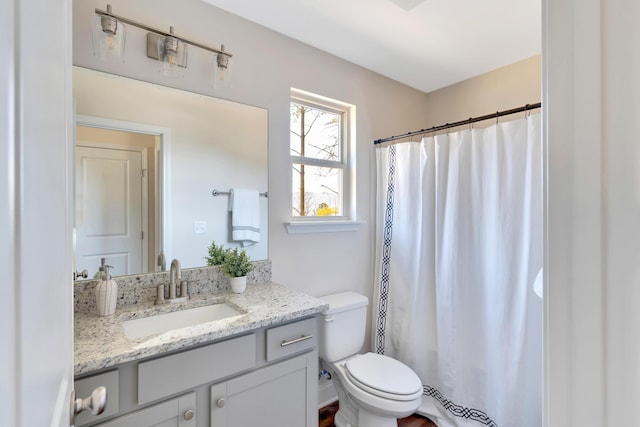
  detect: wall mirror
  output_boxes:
[73,66,268,280]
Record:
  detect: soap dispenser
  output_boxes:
[93,257,107,280]
[95,264,117,316]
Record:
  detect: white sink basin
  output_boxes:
[122,303,244,339]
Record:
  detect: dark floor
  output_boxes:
[319,401,437,427]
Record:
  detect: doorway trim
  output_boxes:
[75,114,172,271]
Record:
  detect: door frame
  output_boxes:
[76,115,172,270]
[2,0,73,425]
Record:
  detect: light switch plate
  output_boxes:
[193,221,207,234]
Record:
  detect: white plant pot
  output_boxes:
[95,279,118,316]
[229,276,247,294]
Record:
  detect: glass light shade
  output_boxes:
[158,36,187,78]
[92,15,126,62]
[211,53,232,89]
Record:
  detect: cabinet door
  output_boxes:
[75,370,120,426]
[210,352,317,427]
[98,392,196,427]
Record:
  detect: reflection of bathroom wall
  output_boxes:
[74,68,268,267]
[76,126,159,271]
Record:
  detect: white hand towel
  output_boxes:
[229,189,261,246]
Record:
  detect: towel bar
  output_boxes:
[211,189,268,198]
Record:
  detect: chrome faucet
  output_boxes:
[169,258,181,299]
[155,258,189,304]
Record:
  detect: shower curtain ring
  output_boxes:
[496,111,499,125]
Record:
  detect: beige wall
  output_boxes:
[425,55,541,130]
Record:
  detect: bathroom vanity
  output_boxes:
[73,277,328,427]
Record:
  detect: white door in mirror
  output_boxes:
[75,145,144,277]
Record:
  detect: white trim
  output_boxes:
[4,0,74,424]
[75,115,173,266]
[289,89,356,221]
[290,155,345,169]
[543,0,605,426]
[291,87,354,111]
[1,1,17,424]
[285,220,365,234]
[318,380,338,409]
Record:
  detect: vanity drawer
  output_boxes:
[137,334,256,405]
[74,370,119,426]
[266,317,317,362]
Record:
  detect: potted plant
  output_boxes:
[205,241,227,266]
[221,248,254,293]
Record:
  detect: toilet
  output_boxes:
[318,292,423,427]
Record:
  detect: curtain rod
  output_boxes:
[373,102,541,145]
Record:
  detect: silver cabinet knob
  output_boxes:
[71,386,107,421]
[183,409,194,420]
[216,397,225,408]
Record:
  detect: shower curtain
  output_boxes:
[373,114,542,427]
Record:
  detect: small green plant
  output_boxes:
[221,248,254,278]
[205,241,227,266]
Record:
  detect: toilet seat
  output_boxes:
[344,353,423,401]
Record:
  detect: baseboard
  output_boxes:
[318,378,338,409]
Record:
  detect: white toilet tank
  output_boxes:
[318,292,369,362]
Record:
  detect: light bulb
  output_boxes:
[218,67,226,82]
[213,49,231,89]
[163,36,180,66]
[92,12,125,62]
[159,34,186,78]
[105,34,117,50]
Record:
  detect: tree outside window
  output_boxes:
[290,100,346,218]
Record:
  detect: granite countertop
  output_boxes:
[74,282,328,376]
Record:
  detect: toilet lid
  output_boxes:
[344,353,422,399]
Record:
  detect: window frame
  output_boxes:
[287,89,360,233]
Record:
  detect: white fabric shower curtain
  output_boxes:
[373,115,542,427]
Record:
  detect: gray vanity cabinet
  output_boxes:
[74,316,318,427]
[210,346,317,426]
[98,393,196,427]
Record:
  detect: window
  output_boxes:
[289,90,354,229]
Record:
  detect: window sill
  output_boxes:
[285,220,365,234]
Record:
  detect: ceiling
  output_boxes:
[202,0,541,93]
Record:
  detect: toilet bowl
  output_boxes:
[318,292,423,427]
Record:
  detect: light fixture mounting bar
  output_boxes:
[94,7,232,58]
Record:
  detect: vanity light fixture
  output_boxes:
[92,4,126,61]
[212,45,232,89]
[153,27,188,78]
[94,4,233,84]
